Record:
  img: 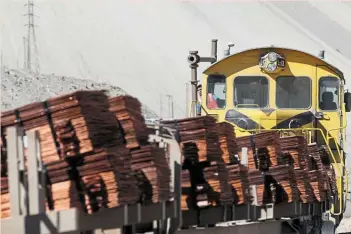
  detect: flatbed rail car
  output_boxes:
[0,124,336,234]
[0,126,182,234]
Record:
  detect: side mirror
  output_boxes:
[345,92,351,112]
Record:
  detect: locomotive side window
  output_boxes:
[276,76,311,109]
[234,76,268,108]
[319,77,339,111]
[207,75,226,109]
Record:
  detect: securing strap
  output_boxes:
[173,120,181,143]
[42,101,62,158]
[115,116,127,145]
[14,109,23,127]
[250,135,259,169]
[67,157,86,212]
[1,127,7,150]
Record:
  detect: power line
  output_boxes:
[24,0,40,73]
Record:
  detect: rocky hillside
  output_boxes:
[0,68,158,119]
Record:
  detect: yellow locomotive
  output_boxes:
[188,40,351,221]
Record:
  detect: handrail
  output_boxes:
[326,114,347,140]
[326,119,348,211]
[238,127,346,215]
[329,136,349,212]
[236,104,260,108]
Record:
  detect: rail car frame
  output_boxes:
[0,125,334,234]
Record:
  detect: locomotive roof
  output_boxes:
[203,46,345,81]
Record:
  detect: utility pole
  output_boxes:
[166,94,174,119]
[167,95,171,118]
[186,82,189,117]
[171,96,174,119]
[1,49,3,78]
[24,0,40,73]
[159,93,163,119]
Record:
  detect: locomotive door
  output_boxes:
[315,66,342,155]
[316,66,344,215]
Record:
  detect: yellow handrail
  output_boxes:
[238,127,346,215]
[326,118,348,211]
[328,136,349,212]
[326,111,347,156]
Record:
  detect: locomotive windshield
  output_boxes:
[276,76,311,109]
[207,75,226,109]
[234,76,268,109]
[319,77,339,111]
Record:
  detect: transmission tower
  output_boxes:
[24,0,40,73]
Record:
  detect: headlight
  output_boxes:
[266,62,277,72]
[268,52,277,62]
[259,51,285,73]
[259,58,267,67]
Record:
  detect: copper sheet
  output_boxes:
[236,132,282,170]
[130,146,172,204]
[162,116,222,162]
[1,90,124,165]
[109,96,149,149]
[217,122,238,164]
